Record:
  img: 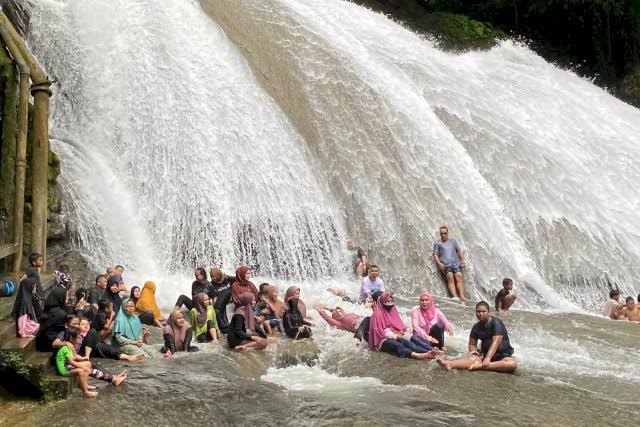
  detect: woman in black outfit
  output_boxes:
[282,295,312,340]
[227,292,267,351]
[162,310,198,356]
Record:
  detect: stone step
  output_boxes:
[1,338,72,402]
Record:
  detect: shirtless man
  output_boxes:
[622,297,640,322]
[603,289,623,319]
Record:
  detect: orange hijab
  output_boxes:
[135,281,162,320]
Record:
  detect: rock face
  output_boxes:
[0,0,35,38]
[619,66,640,107]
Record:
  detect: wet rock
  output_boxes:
[46,212,66,241]
[619,65,640,107]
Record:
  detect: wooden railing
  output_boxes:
[0,243,19,260]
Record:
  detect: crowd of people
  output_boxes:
[13,224,636,398]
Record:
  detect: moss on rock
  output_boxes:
[418,12,506,50]
[354,0,505,51]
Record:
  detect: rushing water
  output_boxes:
[2,0,640,424]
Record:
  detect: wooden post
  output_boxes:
[0,24,30,272]
[0,12,51,268]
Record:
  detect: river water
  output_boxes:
[2,287,639,426]
[2,0,639,424]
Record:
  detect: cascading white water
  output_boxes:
[25,0,640,310]
[27,0,349,302]
[204,0,640,309]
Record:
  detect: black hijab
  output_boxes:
[102,277,123,314]
[44,287,68,312]
[12,277,38,320]
[35,308,69,352]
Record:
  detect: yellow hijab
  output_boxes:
[135,281,162,319]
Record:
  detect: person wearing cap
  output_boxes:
[603,289,623,319]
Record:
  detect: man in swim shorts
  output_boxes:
[432,226,466,301]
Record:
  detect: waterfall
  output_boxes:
[26,0,640,310]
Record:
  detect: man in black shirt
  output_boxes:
[88,275,108,309]
[495,278,517,311]
[436,301,517,372]
[208,268,235,333]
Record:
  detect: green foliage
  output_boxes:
[420,12,506,50]
[418,0,640,104]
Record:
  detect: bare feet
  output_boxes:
[468,359,483,371]
[86,385,97,390]
[83,390,98,397]
[112,370,128,386]
[436,359,451,371]
[133,353,145,361]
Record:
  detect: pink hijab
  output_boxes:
[368,291,406,350]
[235,292,256,331]
[417,291,437,327]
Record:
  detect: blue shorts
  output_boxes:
[445,266,462,274]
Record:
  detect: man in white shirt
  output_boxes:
[359,265,385,303]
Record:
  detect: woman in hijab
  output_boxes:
[411,292,454,351]
[369,292,442,359]
[189,292,219,343]
[227,292,267,351]
[44,287,70,313]
[135,281,164,328]
[35,287,69,351]
[282,290,312,340]
[284,286,308,318]
[230,266,259,306]
[162,309,198,356]
[12,277,40,337]
[111,298,158,357]
[102,277,123,315]
[314,305,363,334]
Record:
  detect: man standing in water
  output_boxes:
[432,226,467,301]
[437,301,517,373]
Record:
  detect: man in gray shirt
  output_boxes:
[432,226,467,301]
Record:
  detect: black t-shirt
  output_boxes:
[495,289,509,310]
[208,276,234,298]
[88,286,105,305]
[191,281,208,297]
[470,316,514,357]
[208,276,234,309]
